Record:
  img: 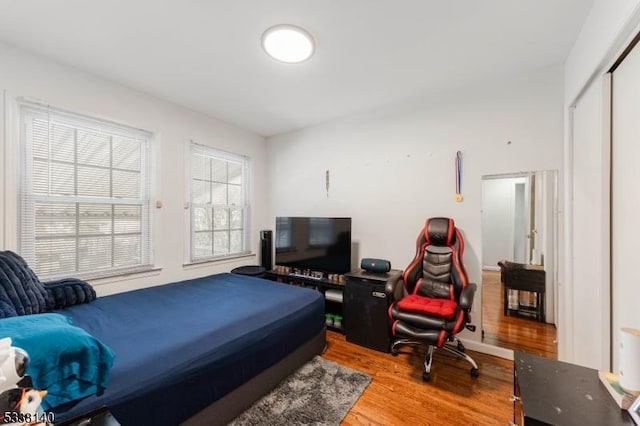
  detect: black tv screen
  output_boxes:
[275,217,351,274]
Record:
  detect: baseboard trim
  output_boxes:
[457,337,514,360]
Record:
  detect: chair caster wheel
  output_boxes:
[390,346,398,356]
[422,371,431,381]
[470,368,479,377]
[457,342,465,352]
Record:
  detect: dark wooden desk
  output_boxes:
[499,261,546,322]
[514,351,633,425]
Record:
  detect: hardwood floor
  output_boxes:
[481,270,557,358]
[317,270,557,425]
[322,331,514,426]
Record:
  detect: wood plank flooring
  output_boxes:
[481,270,557,359]
[322,331,514,426]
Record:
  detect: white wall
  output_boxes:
[481,177,526,269]
[563,0,640,368]
[565,0,640,104]
[267,65,564,343]
[0,42,268,296]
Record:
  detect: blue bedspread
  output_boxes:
[51,273,325,425]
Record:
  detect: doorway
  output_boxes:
[481,171,558,358]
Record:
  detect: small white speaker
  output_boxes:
[619,327,640,392]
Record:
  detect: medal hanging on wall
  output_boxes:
[454,151,463,202]
[325,169,330,198]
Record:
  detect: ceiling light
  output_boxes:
[262,25,315,64]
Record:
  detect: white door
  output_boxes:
[513,181,528,264]
[611,39,640,375]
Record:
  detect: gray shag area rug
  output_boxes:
[228,356,372,425]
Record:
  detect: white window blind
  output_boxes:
[19,101,153,279]
[190,144,250,261]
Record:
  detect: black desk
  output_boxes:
[514,351,633,425]
[499,261,546,322]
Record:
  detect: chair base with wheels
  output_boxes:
[390,337,479,380]
[386,217,479,381]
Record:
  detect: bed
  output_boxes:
[41,272,327,425]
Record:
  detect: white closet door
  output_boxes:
[611,39,640,374]
[572,76,609,370]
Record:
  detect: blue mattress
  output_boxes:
[51,273,325,425]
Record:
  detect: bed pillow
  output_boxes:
[0,251,50,316]
[44,278,97,309]
[0,313,115,410]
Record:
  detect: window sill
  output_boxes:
[183,253,256,270]
[85,266,163,286]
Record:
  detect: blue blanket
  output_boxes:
[51,273,325,425]
[0,313,115,409]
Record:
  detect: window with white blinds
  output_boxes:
[19,101,152,279]
[190,144,250,262]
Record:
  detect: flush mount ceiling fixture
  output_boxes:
[261,24,315,63]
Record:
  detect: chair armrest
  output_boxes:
[385,270,404,303]
[459,283,477,310]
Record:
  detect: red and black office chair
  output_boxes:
[386,217,479,380]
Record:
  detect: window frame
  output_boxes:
[18,100,154,280]
[189,143,251,263]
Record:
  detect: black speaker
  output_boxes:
[360,258,391,273]
[260,230,273,271]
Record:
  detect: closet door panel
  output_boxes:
[611,39,640,374]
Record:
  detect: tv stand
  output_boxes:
[286,272,325,281]
[265,270,347,332]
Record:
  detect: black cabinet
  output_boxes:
[344,270,401,353]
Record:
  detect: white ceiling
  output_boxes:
[0,1,593,136]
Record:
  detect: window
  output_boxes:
[19,101,152,279]
[190,144,250,261]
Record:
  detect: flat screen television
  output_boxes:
[275,217,351,274]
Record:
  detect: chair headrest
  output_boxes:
[425,217,456,246]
